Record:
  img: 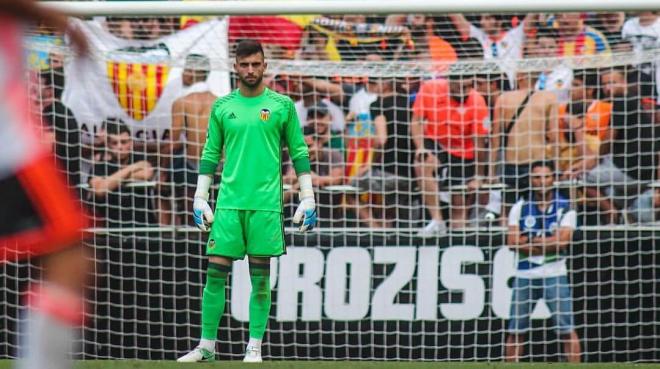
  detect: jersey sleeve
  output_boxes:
[508,200,524,227]
[621,21,631,40]
[283,98,311,175]
[469,25,487,45]
[559,209,577,230]
[199,100,223,175]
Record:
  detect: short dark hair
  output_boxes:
[536,27,559,40]
[104,118,131,136]
[530,160,555,173]
[573,68,599,89]
[40,68,65,99]
[481,13,507,22]
[600,65,627,77]
[235,39,264,60]
[306,103,329,120]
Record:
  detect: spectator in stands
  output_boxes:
[386,14,457,64]
[133,17,165,40]
[341,55,387,194]
[506,160,581,363]
[514,70,538,91]
[88,118,156,228]
[301,124,344,188]
[628,187,660,224]
[583,67,660,224]
[554,13,611,56]
[105,17,134,39]
[622,12,660,51]
[347,54,382,121]
[449,13,534,87]
[105,17,174,41]
[622,12,660,110]
[165,54,216,225]
[530,29,574,104]
[290,53,382,115]
[335,15,411,60]
[39,68,81,187]
[557,69,609,179]
[293,79,346,142]
[283,125,343,225]
[490,79,559,210]
[586,12,629,52]
[296,25,331,61]
[370,77,414,180]
[450,13,531,61]
[346,77,414,228]
[304,104,332,148]
[475,71,506,119]
[412,74,489,235]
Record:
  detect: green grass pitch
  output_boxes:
[2,361,660,369]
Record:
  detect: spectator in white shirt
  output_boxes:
[450,13,535,87]
[622,12,660,105]
[530,29,574,103]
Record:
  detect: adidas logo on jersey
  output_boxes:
[228,112,237,119]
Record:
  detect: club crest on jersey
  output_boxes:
[208,239,215,248]
[260,108,271,122]
[524,215,536,229]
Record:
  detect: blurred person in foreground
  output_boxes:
[0,1,89,369]
[506,160,580,363]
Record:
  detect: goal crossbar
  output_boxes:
[42,0,660,17]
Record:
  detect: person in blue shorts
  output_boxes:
[505,160,581,362]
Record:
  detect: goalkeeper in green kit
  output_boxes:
[177,39,316,363]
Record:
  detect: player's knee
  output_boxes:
[205,262,230,291]
[248,262,271,296]
[208,256,232,266]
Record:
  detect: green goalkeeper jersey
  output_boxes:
[199,88,310,212]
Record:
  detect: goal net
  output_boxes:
[1,6,658,362]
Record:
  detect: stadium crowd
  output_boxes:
[30,11,660,233]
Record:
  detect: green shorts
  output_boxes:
[206,209,285,260]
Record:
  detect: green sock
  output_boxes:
[201,263,230,340]
[248,263,272,340]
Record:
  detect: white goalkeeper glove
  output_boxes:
[293,174,317,232]
[192,174,214,232]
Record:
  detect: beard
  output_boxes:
[239,74,263,88]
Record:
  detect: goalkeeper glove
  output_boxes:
[293,174,317,232]
[192,174,214,232]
